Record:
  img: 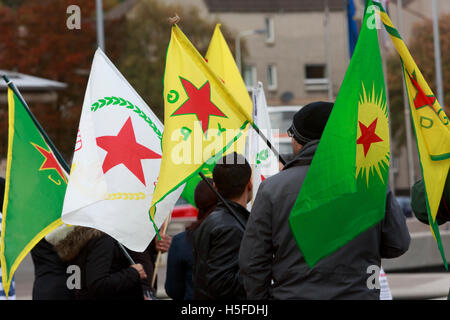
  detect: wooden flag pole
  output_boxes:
[151,215,170,289]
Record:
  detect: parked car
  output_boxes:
[171,197,198,221]
[396,196,412,218]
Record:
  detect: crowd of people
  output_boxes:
[3,100,449,300]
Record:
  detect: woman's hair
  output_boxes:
[186,178,218,232]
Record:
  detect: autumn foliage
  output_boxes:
[0,0,123,160]
[0,0,239,163]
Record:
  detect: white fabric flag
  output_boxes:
[62,48,182,252]
[247,82,279,203]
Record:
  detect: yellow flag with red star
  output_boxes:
[180,24,253,206]
[150,25,251,221]
[374,2,449,268]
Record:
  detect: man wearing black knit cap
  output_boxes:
[239,101,410,300]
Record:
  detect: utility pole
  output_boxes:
[397,0,416,188]
[96,0,105,51]
[432,0,444,106]
[324,0,334,102]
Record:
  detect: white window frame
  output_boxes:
[267,64,277,91]
[304,64,329,92]
[244,65,257,91]
[265,17,275,44]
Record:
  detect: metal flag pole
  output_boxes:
[432,0,444,106]
[324,0,334,102]
[117,242,153,299]
[96,0,105,51]
[397,0,416,187]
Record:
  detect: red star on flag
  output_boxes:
[33,143,67,183]
[357,118,383,157]
[409,73,437,111]
[96,117,161,186]
[172,77,227,135]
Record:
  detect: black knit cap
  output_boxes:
[288,101,334,145]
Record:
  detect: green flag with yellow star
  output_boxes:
[1,85,67,297]
[289,0,390,267]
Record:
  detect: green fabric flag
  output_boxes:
[181,162,215,206]
[289,0,390,267]
[1,86,67,297]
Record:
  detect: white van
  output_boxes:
[267,106,302,158]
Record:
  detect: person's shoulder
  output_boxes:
[200,207,235,232]
[260,165,306,189]
[172,231,188,245]
[87,231,114,250]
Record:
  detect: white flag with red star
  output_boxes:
[62,48,182,251]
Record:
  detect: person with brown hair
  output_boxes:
[54,227,147,300]
[164,178,218,300]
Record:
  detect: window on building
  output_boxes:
[304,64,329,91]
[265,17,274,44]
[243,65,257,91]
[267,64,277,91]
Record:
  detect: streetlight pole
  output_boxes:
[235,29,266,75]
[397,0,416,188]
[324,0,333,102]
[96,0,105,51]
[432,0,444,106]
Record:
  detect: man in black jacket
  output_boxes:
[239,102,411,300]
[193,152,252,300]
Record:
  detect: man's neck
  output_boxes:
[228,194,247,208]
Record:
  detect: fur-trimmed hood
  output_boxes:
[54,226,103,262]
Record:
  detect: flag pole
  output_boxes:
[198,172,246,229]
[2,75,70,173]
[324,0,334,102]
[3,75,152,298]
[151,215,170,290]
[251,123,286,166]
[96,0,105,51]
[432,0,444,106]
[397,0,416,187]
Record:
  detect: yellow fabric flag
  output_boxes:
[205,24,253,121]
[375,3,449,267]
[150,25,251,219]
[179,24,253,206]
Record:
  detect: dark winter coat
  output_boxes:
[55,227,143,300]
[193,200,249,300]
[165,230,194,300]
[239,140,411,300]
[411,175,450,225]
[31,238,75,300]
